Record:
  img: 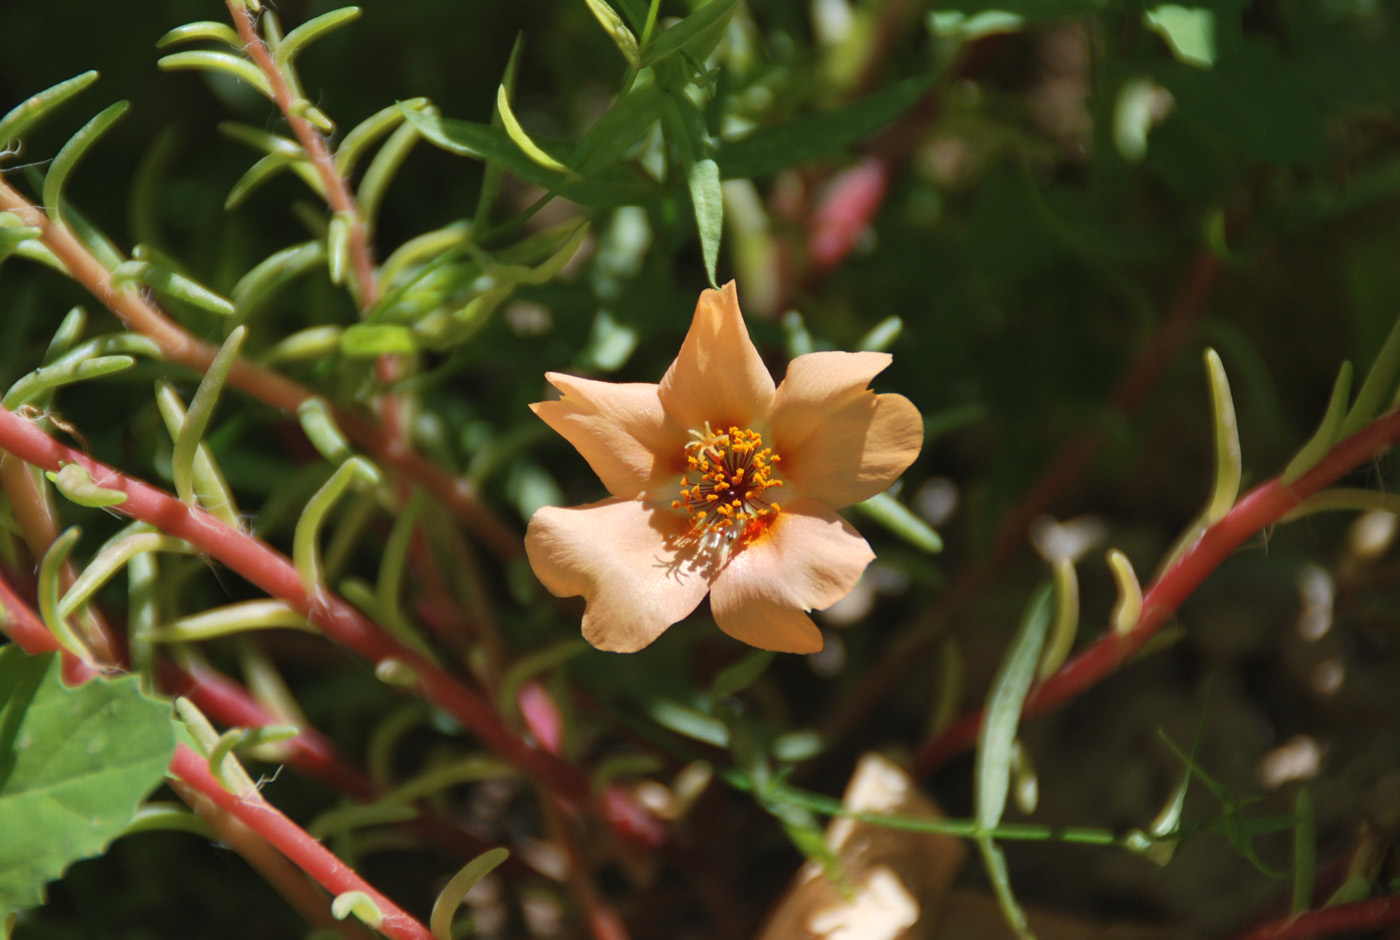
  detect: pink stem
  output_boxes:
[1236,896,1400,940]
[913,405,1400,776]
[170,745,433,940]
[0,404,589,808]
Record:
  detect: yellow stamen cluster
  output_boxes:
[672,425,783,540]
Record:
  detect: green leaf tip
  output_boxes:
[1203,348,1241,526]
[47,463,127,508]
[430,848,510,940]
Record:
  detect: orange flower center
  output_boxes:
[671,424,783,540]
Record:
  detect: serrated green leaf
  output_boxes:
[0,647,177,917]
[640,0,739,68]
[43,101,129,227]
[718,72,937,179]
[0,72,99,148]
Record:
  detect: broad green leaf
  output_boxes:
[640,0,739,68]
[574,78,668,174]
[0,647,177,917]
[403,107,654,207]
[665,93,722,286]
[1145,4,1217,68]
[718,72,938,179]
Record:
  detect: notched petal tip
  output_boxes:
[659,281,775,432]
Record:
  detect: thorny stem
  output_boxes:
[0,174,520,560]
[170,745,435,940]
[0,404,591,808]
[912,403,1400,777]
[822,250,1221,748]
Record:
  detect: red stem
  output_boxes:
[0,404,589,808]
[170,745,434,940]
[913,405,1400,776]
[1235,896,1400,940]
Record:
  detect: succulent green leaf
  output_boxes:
[46,464,127,509]
[403,107,653,206]
[639,0,739,68]
[273,7,363,70]
[1203,349,1241,526]
[341,323,417,357]
[496,85,571,174]
[977,837,1036,940]
[154,22,243,49]
[3,354,136,409]
[0,647,177,918]
[1341,312,1400,439]
[430,849,510,940]
[157,51,273,99]
[357,119,420,232]
[110,259,235,317]
[0,73,100,154]
[43,101,129,227]
[718,72,937,179]
[335,98,427,178]
[172,326,245,508]
[1282,361,1353,484]
[225,152,324,209]
[853,491,943,553]
[584,0,641,67]
[231,240,326,322]
[59,527,192,620]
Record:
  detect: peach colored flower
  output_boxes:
[525,282,923,654]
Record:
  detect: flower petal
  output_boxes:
[659,281,776,433]
[709,497,875,653]
[532,374,690,498]
[771,351,923,508]
[525,499,711,652]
